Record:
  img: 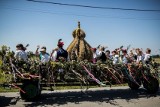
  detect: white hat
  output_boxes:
[40,48,46,52]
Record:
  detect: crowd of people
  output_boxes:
[14,40,152,65]
[91,46,152,65]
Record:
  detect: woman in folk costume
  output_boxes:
[14,44,28,61]
[52,39,68,62]
[96,45,107,63]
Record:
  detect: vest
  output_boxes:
[57,48,68,60]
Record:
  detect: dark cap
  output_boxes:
[16,44,24,48]
[112,50,116,53]
[106,50,110,53]
[41,46,46,50]
[57,42,64,47]
[122,49,127,53]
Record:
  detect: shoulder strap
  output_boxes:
[39,53,42,60]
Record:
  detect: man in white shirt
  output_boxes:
[35,46,50,63]
[51,39,68,62]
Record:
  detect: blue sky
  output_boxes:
[0,0,160,55]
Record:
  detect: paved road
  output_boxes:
[0,86,160,107]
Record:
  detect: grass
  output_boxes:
[0,87,19,92]
[42,85,98,90]
[0,73,12,84]
[0,85,93,93]
[0,83,129,93]
[154,58,160,63]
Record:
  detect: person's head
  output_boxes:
[16,44,24,50]
[101,47,105,51]
[122,49,127,55]
[112,50,116,56]
[105,50,110,56]
[41,46,46,50]
[91,48,97,53]
[135,48,140,54]
[40,47,46,54]
[57,39,64,48]
[136,49,142,55]
[146,48,151,54]
[115,48,120,53]
[57,42,64,48]
[129,51,134,57]
[98,46,106,51]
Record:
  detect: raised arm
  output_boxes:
[35,45,40,55]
